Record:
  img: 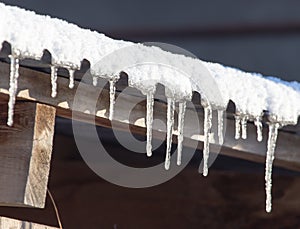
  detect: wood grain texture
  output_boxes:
[0,61,299,171]
[0,100,55,208]
[0,216,59,229]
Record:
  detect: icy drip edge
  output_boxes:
[50,66,58,98]
[109,79,116,121]
[265,122,280,213]
[254,116,263,142]
[217,109,224,144]
[146,91,155,157]
[241,115,248,139]
[203,106,212,177]
[177,101,187,166]
[165,98,175,170]
[68,69,75,89]
[7,55,19,126]
[235,115,241,139]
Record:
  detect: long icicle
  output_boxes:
[7,55,19,126]
[165,98,175,170]
[109,79,116,121]
[254,116,263,142]
[235,114,241,139]
[68,69,75,89]
[146,91,154,157]
[241,115,248,139]
[177,101,187,166]
[203,106,212,177]
[50,66,58,98]
[217,109,224,144]
[265,122,280,213]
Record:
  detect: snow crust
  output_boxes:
[1,2,299,124]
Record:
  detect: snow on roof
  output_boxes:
[0,3,299,213]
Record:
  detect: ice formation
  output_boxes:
[146,91,155,157]
[0,3,299,213]
[203,106,213,177]
[165,98,175,170]
[177,101,187,166]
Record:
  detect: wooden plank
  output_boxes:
[0,100,56,208]
[0,61,299,171]
[0,216,59,229]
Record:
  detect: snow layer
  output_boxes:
[1,3,299,124]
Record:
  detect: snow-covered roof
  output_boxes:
[0,3,299,213]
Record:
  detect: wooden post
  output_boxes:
[0,216,59,229]
[0,100,56,208]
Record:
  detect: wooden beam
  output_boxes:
[0,216,59,229]
[0,100,56,208]
[0,61,299,171]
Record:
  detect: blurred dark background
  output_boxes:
[0,1,300,228]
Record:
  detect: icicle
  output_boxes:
[177,101,186,166]
[265,123,280,213]
[241,115,248,139]
[92,76,98,86]
[254,116,263,142]
[234,115,241,139]
[217,109,224,144]
[146,91,154,157]
[109,79,116,121]
[7,55,19,126]
[50,66,58,98]
[164,98,175,170]
[203,106,212,177]
[68,69,75,89]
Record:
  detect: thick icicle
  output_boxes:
[241,115,248,139]
[109,79,116,121]
[177,101,187,166]
[68,69,75,89]
[146,91,154,157]
[50,66,58,98]
[234,115,241,139]
[203,106,212,177]
[254,116,263,142]
[265,123,280,213]
[217,109,224,144]
[165,98,175,170]
[7,55,19,126]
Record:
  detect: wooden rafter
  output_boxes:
[0,61,299,171]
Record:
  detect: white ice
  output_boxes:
[203,106,212,177]
[146,91,155,157]
[177,101,187,166]
[241,115,248,140]
[50,66,58,98]
[254,116,263,142]
[265,123,280,213]
[68,69,75,89]
[217,109,224,144]
[235,115,241,140]
[7,55,19,126]
[165,98,175,170]
[109,79,116,121]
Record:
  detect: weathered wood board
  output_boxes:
[0,216,59,229]
[0,100,56,208]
